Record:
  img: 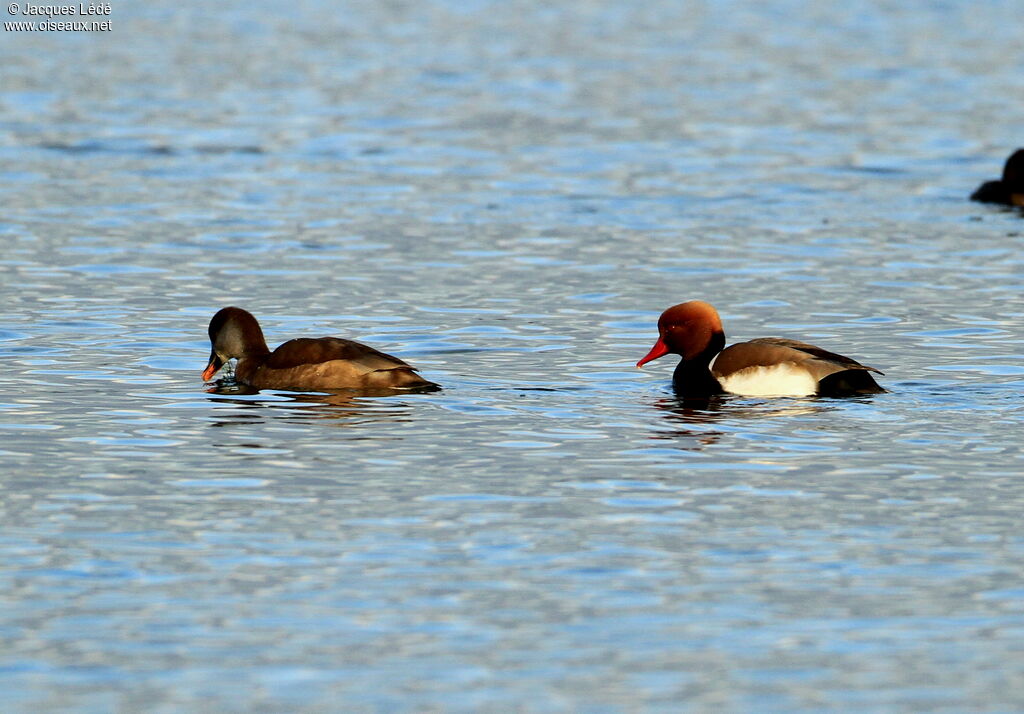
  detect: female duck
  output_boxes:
[202,307,438,392]
[637,301,884,397]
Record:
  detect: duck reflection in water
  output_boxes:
[646,393,847,449]
[646,394,728,448]
[204,378,424,428]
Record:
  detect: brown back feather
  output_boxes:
[712,338,883,380]
[265,337,415,373]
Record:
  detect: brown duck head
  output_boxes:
[202,307,271,381]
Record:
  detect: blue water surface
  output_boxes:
[2,0,1024,711]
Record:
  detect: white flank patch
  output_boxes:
[716,363,818,397]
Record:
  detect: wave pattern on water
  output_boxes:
[2,0,1024,710]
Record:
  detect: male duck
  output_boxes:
[637,301,884,397]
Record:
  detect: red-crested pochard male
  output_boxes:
[636,301,885,398]
[202,307,439,392]
[971,149,1024,206]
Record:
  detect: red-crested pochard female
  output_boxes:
[637,301,884,397]
[971,149,1024,205]
[202,307,439,392]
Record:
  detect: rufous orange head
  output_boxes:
[636,300,726,368]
